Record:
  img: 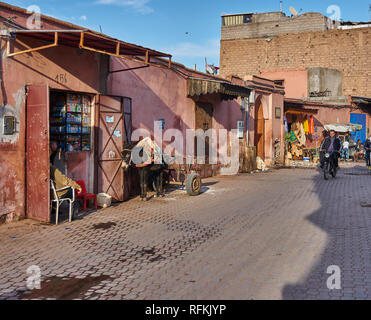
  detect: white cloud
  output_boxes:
[162,39,220,60]
[96,0,153,14]
[80,15,87,21]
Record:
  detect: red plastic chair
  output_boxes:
[75,180,97,211]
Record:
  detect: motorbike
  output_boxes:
[323,152,338,180]
[365,143,371,169]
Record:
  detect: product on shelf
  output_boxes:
[50,92,92,152]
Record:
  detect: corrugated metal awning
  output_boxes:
[7,29,172,69]
[187,78,251,100]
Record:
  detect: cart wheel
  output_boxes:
[185,173,202,196]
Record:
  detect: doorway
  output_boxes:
[97,95,132,202]
[195,102,213,177]
[350,113,367,143]
[26,86,133,223]
[254,98,265,160]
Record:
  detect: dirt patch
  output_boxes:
[19,275,111,300]
[0,219,48,238]
[93,222,117,230]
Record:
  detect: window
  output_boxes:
[3,116,16,135]
[50,91,92,152]
[222,14,253,26]
[274,80,285,87]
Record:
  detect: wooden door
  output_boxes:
[254,101,265,160]
[97,95,131,201]
[195,102,213,177]
[26,84,50,222]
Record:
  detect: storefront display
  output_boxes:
[50,91,92,152]
[285,113,318,165]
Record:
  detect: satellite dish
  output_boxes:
[289,6,299,16]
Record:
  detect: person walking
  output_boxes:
[341,138,350,161]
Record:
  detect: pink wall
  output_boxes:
[272,93,285,163]
[108,58,244,166]
[260,68,308,98]
[0,8,106,221]
[108,58,194,152]
[245,75,285,165]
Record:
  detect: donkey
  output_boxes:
[121,140,166,201]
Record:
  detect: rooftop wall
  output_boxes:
[221,12,336,40]
[220,27,371,97]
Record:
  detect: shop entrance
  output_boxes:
[27,86,93,223]
[26,86,132,223]
[254,99,265,160]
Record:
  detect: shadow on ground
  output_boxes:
[282,164,371,300]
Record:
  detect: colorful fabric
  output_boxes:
[303,116,309,135]
[309,115,314,135]
[290,131,299,145]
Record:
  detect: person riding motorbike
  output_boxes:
[320,130,341,170]
[365,135,371,168]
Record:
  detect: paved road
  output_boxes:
[0,164,370,300]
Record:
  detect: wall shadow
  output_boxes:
[282,164,371,300]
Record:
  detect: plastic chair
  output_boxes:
[75,180,97,211]
[50,180,75,225]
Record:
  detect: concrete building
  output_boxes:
[220,10,371,162]
[221,11,339,41]
[220,11,371,98]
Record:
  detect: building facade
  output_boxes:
[220,11,371,97]
[0,2,256,224]
[220,10,371,160]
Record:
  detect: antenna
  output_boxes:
[289,6,299,16]
[369,4,371,22]
[280,1,283,12]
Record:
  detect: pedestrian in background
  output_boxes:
[341,138,350,161]
[365,135,371,168]
[354,139,365,162]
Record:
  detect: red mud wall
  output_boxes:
[108,58,244,170]
[0,7,107,222]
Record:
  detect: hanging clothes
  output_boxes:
[284,115,289,133]
[309,115,314,135]
[300,123,306,146]
[303,116,309,135]
[289,131,299,145]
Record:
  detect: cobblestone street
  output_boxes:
[0,164,370,300]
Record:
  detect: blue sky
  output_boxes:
[4,0,370,70]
